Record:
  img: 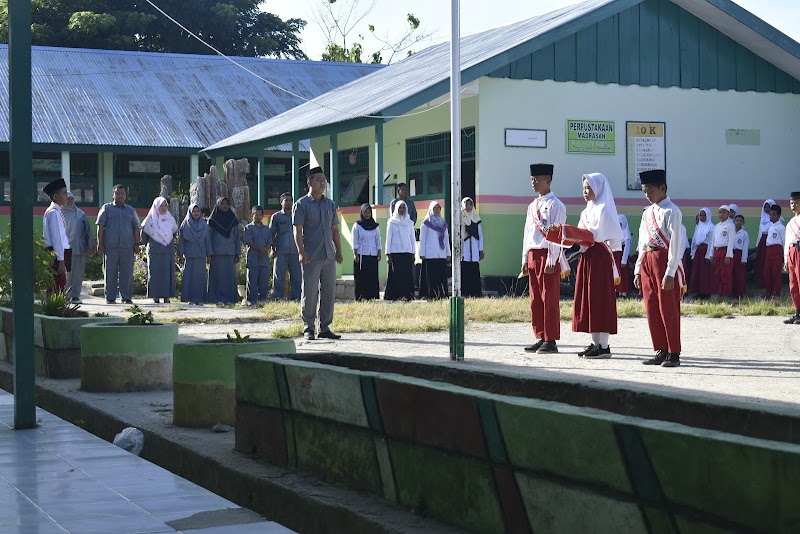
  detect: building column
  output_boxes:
[256,151,265,206]
[61,150,70,190]
[374,123,384,205]
[101,152,114,206]
[291,140,300,200]
[190,154,199,183]
[329,133,338,204]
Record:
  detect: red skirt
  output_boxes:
[755,233,767,288]
[573,244,618,334]
[732,249,747,298]
[613,250,631,293]
[688,243,713,295]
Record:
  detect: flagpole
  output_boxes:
[449,0,464,360]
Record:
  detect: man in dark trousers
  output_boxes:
[42,178,72,292]
[97,184,140,304]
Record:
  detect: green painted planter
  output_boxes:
[173,338,296,427]
[81,322,179,392]
[0,306,121,378]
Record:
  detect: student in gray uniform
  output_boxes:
[293,167,343,340]
[141,196,178,303]
[97,184,140,304]
[178,204,212,305]
[207,197,241,305]
[244,206,272,305]
[270,192,301,300]
[62,191,94,303]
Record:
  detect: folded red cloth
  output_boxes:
[545,224,595,248]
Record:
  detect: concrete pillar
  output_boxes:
[101,152,114,206]
[329,134,338,204]
[292,140,300,200]
[190,154,199,182]
[61,150,70,190]
[257,152,265,206]
[374,123,384,205]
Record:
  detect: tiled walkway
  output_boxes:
[0,391,294,534]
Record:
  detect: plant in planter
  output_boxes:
[172,330,296,428]
[0,231,57,303]
[36,291,86,318]
[80,306,178,392]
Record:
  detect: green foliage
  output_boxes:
[0,229,58,303]
[126,304,154,325]
[226,329,251,343]
[85,253,104,280]
[36,290,87,318]
[0,0,308,59]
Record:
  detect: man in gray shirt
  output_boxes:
[97,184,140,304]
[270,192,301,300]
[293,167,343,340]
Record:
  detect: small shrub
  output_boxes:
[126,304,155,325]
[0,228,57,301]
[36,290,87,318]
[226,329,251,343]
[84,254,104,280]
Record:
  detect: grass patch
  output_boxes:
[258,300,300,321]
[272,324,303,339]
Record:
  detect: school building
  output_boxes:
[204,0,800,285]
[0,45,381,227]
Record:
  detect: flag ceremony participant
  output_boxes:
[634,170,685,368]
[763,204,786,299]
[178,204,212,305]
[522,164,567,354]
[756,199,776,288]
[141,196,178,303]
[784,192,800,324]
[460,197,484,298]
[61,191,93,303]
[42,178,71,292]
[352,203,382,301]
[572,173,623,359]
[384,201,416,301]
[614,215,632,297]
[731,214,750,298]
[705,205,736,298]
[688,208,714,297]
[418,201,451,300]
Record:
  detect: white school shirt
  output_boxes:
[765,221,785,248]
[462,223,484,262]
[705,220,736,260]
[43,201,71,261]
[419,222,451,259]
[385,220,416,254]
[521,192,566,267]
[351,223,381,257]
[634,197,683,277]
[785,215,800,264]
[732,228,749,263]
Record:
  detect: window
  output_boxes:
[405,127,475,199]
[69,153,99,206]
[113,154,190,208]
[324,146,370,207]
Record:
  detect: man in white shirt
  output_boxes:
[42,178,71,293]
[634,170,684,368]
[784,192,800,324]
[705,205,736,298]
[522,163,566,354]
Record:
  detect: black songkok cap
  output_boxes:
[306,166,324,179]
[639,169,666,185]
[530,164,554,177]
[43,178,67,196]
[790,192,800,200]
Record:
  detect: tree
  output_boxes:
[0,0,308,59]
[314,0,433,64]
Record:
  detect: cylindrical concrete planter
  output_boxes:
[173,338,296,427]
[81,322,179,392]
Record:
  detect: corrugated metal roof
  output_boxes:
[0,46,382,151]
[204,0,800,155]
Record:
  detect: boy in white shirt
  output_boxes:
[764,205,786,299]
[731,214,749,298]
[705,205,736,298]
[784,192,800,323]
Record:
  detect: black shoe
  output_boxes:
[318,331,342,340]
[536,340,558,354]
[585,345,612,359]
[661,353,681,367]
[643,349,668,365]
[164,298,170,304]
[122,299,133,305]
[524,339,545,352]
[784,314,799,325]
[153,298,160,303]
[577,344,596,357]
[106,300,115,304]
[303,331,315,340]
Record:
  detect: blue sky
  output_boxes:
[267,0,800,62]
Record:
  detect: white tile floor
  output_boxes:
[0,391,295,534]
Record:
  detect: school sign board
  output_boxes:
[626,122,666,190]
[566,120,615,154]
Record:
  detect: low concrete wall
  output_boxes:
[0,307,120,378]
[236,354,800,533]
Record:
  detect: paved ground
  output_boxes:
[76,290,800,413]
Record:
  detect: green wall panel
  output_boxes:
[658,0,680,88]
[554,34,577,82]
[638,0,660,87]
[576,25,597,83]
[717,34,737,91]
[596,17,620,84]
[697,21,719,90]
[756,56,776,93]
[531,44,555,81]
[775,68,790,94]
[618,6,640,85]
[678,9,700,89]
[736,46,757,92]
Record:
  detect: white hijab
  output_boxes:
[618,214,631,245]
[581,173,623,246]
[760,199,776,235]
[141,196,178,247]
[387,200,415,252]
[692,208,714,246]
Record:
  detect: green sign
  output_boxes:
[566,120,616,154]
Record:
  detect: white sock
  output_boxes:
[596,333,610,348]
[591,333,600,345]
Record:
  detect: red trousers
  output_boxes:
[640,249,681,354]
[712,247,733,296]
[755,234,767,288]
[763,244,784,298]
[789,246,800,310]
[732,250,747,298]
[527,249,561,341]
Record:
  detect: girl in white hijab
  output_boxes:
[688,208,714,296]
[460,197,484,297]
[419,201,451,300]
[756,199,777,288]
[614,214,632,297]
[574,173,623,359]
[141,196,178,303]
[384,200,416,301]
